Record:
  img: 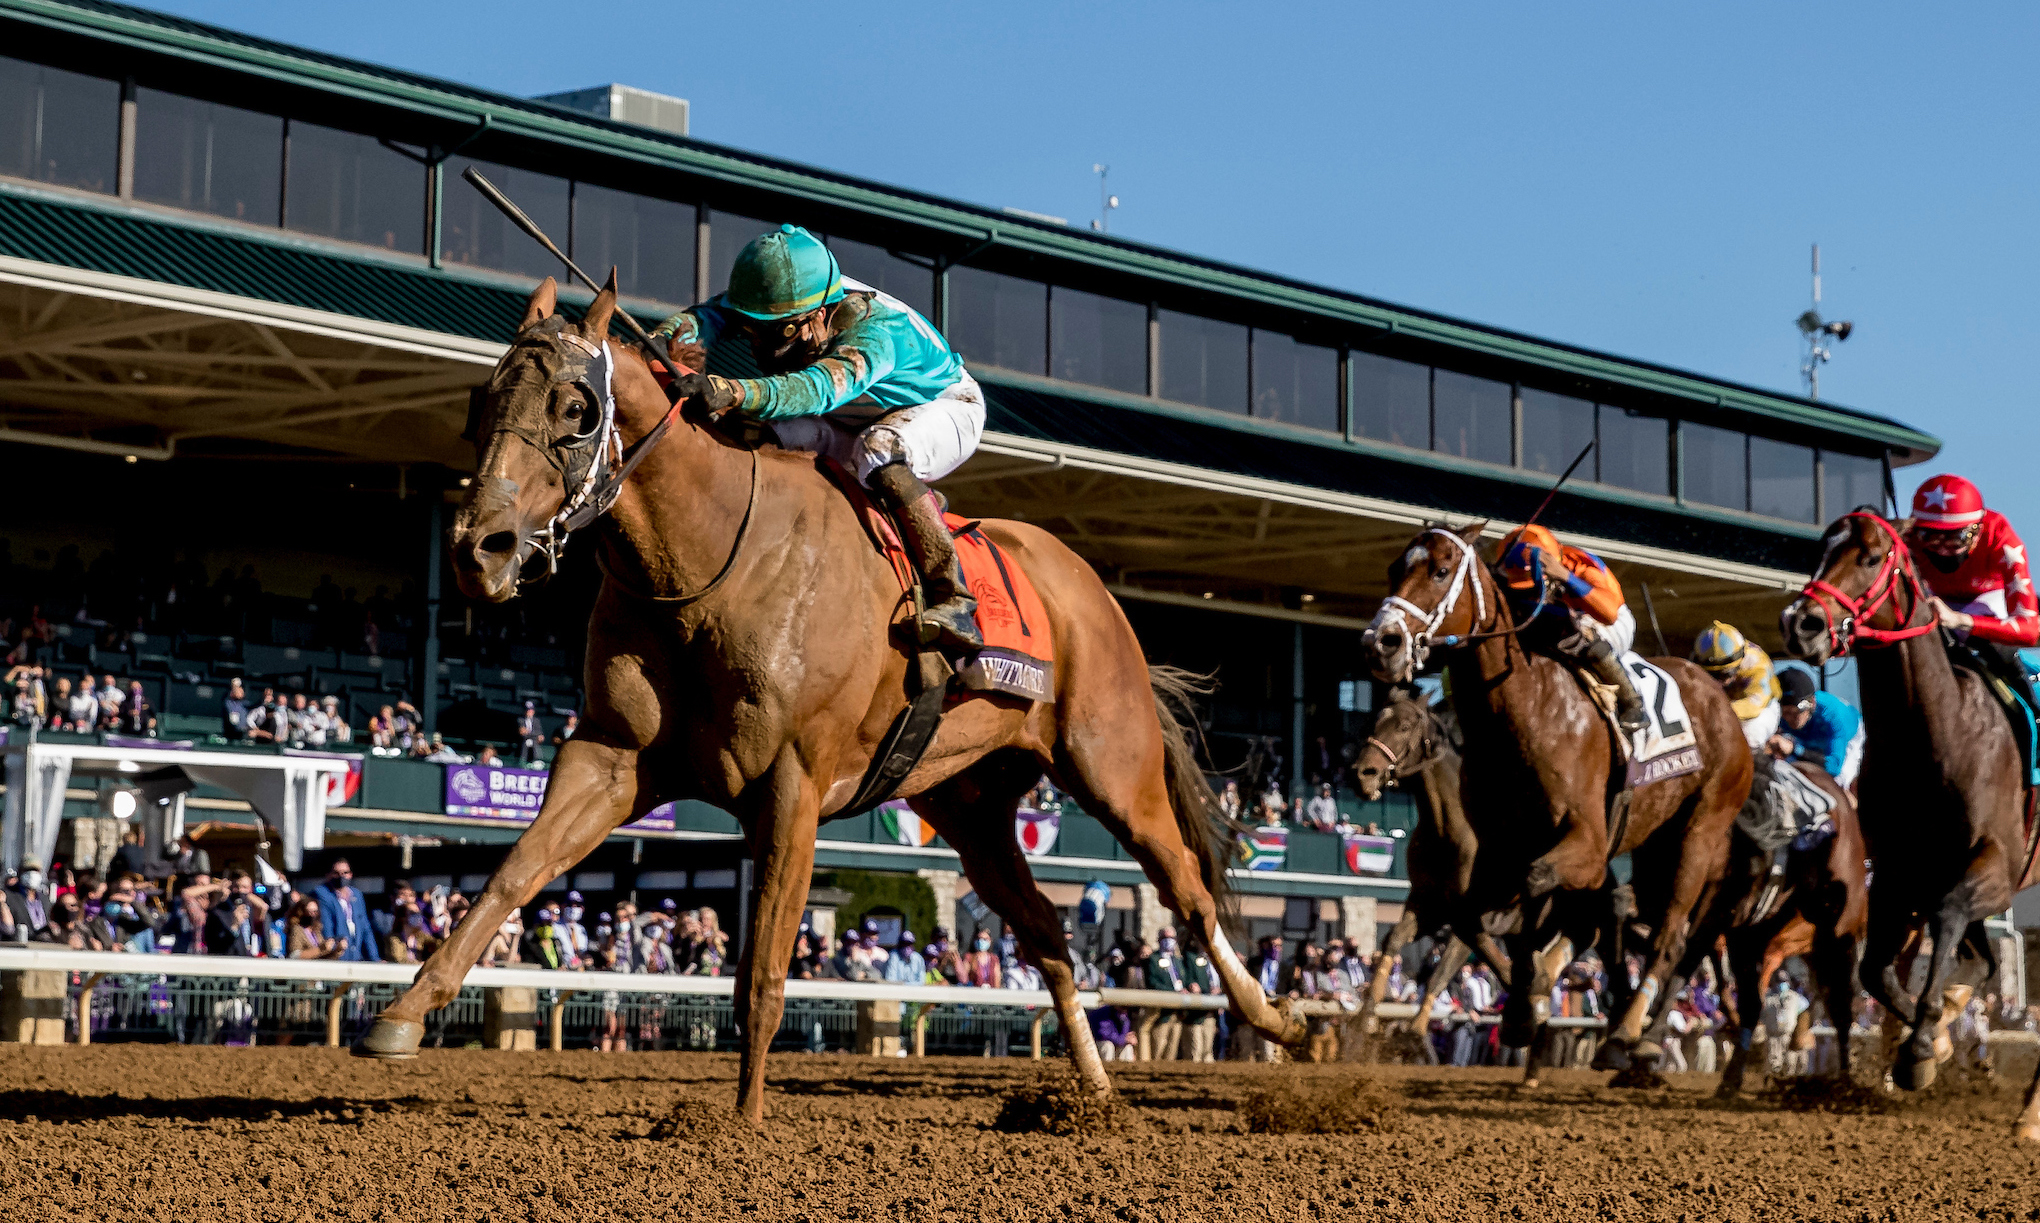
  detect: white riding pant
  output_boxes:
[1836,721,1866,789]
[771,371,986,486]
[1739,698,1783,753]
[1554,604,1637,659]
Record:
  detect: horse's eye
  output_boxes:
[562,405,582,422]
[1862,551,1881,567]
[1433,567,1450,581]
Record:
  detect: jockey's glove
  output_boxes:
[673,372,743,413]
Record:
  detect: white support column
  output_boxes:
[1135,882,1166,945]
[917,868,960,939]
[1340,895,1378,950]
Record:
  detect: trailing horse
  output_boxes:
[1351,688,1483,1048]
[1362,523,1751,1071]
[1701,763,1867,1095]
[1781,509,2040,1138]
[352,277,1305,1120]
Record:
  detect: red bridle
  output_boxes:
[1797,511,1938,656]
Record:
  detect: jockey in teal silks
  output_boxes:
[653,225,986,650]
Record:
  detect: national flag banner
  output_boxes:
[283,748,362,806]
[1343,833,1397,875]
[1015,806,1059,856]
[1239,825,1287,871]
[878,800,939,846]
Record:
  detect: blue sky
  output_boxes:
[156,1,2039,524]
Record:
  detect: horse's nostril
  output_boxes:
[477,531,519,557]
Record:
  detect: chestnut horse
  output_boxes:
[1703,763,1867,1095]
[352,277,1304,1118]
[1362,523,1751,1070]
[1781,510,2039,1137]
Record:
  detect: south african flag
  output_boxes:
[1238,825,1287,871]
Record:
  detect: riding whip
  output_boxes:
[1639,580,1669,656]
[461,167,686,390]
[1521,440,1596,531]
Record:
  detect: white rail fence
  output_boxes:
[2,948,2028,1057]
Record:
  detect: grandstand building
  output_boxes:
[0,0,1940,951]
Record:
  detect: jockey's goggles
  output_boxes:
[1912,523,1980,556]
[740,307,826,360]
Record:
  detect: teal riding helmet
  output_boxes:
[725,224,844,320]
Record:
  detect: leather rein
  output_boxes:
[1796,512,1938,656]
[502,325,755,605]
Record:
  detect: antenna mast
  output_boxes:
[1796,242,1853,398]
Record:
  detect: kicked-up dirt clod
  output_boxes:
[2,1045,2039,1222]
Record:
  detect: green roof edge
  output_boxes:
[1,0,1940,461]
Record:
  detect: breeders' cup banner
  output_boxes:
[443,764,675,831]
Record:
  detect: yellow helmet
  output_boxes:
[1691,621,1749,674]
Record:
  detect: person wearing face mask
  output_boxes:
[2,859,50,942]
[1141,927,1188,1062]
[958,927,1002,989]
[653,225,988,650]
[561,891,590,964]
[310,858,379,962]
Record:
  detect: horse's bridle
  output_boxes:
[490,318,751,596]
[1364,708,1442,788]
[1365,528,1491,677]
[1796,511,1937,656]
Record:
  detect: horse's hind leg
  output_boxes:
[1811,926,1860,1082]
[1360,909,1420,1036]
[1896,882,1979,1091]
[915,754,1112,1096]
[732,747,821,1125]
[1051,733,1305,1048]
[356,737,645,1057]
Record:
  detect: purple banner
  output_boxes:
[442,763,674,831]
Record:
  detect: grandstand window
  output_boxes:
[1158,309,1248,413]
[1349,350,1431,448]
[707,210,775,298]
[1681,420,1748,511]
[1749,436,1817,523]
[1050,286,1148,395]
[830,237,934,322]
[134,89,283,224]
[571,182,692,306]
[1519,388,1596,476]
[1820,448,1886,518]
[0,56,119,194]
[1597,406,1670,496]
[1249,331,1339,432]
[945,265,1047,375]
[283,120,423,253]
[1432,369,1512,465]
[442,158,570,279]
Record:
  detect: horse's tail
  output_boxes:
[1148,665,1236,916]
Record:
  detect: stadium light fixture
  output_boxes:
[1797,244,1853,399]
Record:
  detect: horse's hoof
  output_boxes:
[1714,1080,1743,1100]
[1932,1034,1954,1064]
[1271,998,1308,1047]
[1891,1056,1936,1092]
[1632,1040,1664,1064]
[2015,1122,2040,1144]
[351,1018,424,1060]
[1593,1039,1632,1071]
[1525,859,1561,897]
[1521,1076,1541,1090]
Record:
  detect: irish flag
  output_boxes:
[878,801,940,847]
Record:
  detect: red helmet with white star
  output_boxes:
[1912,474,1986,528]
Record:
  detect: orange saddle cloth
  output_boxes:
[823,460,1056,704]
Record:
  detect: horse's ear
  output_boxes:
[521,277,558,331]
[1457,520,1489,545]
[581,269,620,341]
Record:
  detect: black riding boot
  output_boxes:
[869,461,984,652]
[1585,637,1648,734]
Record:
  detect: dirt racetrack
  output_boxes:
[2,1045,2038,1222]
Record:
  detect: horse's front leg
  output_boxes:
[356,737,645,1056]
[732,745,821,1125]
[1525,805,1608,897]
[1896,886,1975,1091]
